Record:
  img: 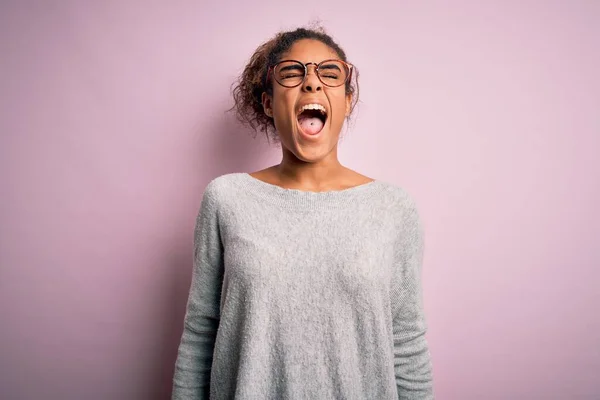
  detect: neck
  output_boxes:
[276,147,347,191]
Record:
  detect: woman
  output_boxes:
[172,26,434,399]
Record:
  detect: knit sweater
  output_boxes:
[172,172,434,399]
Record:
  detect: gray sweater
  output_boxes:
[172,172,434,399]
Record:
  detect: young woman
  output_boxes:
[172,26,434,399]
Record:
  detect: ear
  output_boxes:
[345,93,352,117]
[262,92,273,118]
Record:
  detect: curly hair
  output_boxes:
[230,25,360,142]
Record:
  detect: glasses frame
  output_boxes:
[267,59,353,88]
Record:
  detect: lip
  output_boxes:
[296,98,328,140]
[295,98,329,117]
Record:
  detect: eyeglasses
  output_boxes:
[267,59,353,88]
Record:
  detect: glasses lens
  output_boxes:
[274,61,305,87]
[317,60,348,87]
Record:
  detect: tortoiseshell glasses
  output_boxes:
[267,59,353,88]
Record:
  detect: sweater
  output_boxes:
[171,172,434,399]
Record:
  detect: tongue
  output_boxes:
[298,115,324,135]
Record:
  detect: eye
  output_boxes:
[282,73,303,79]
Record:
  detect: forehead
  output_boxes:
[280,39,340,63]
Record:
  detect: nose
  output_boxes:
[302,63,322,93]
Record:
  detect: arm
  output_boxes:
[172,183,224,400]
[392,200,434,399]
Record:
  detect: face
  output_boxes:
[262,39,352,163]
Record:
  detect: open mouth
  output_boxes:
[297,104,327,136]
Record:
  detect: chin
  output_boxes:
[276,118,340,160]
[292,128,339,161]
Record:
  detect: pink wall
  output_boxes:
[1,1,599,399]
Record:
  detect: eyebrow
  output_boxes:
[279,64,304,72]
[319,63,342,71]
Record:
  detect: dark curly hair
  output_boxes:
[230,25,360,142]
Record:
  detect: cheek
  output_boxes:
[272,88,296,114]
[329,92,348,119]
[271,91,299,133]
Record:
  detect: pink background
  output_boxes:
[1,1,599,399]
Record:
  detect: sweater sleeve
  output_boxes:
[172,182,224,400]
[392,199,434,399]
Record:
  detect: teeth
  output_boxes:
[299,103,326,115]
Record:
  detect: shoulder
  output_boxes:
[371,179,423,235]
[202,172,245,199]
[373,179,420,215]
[197,172,246,213]
[373,181,425,257]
